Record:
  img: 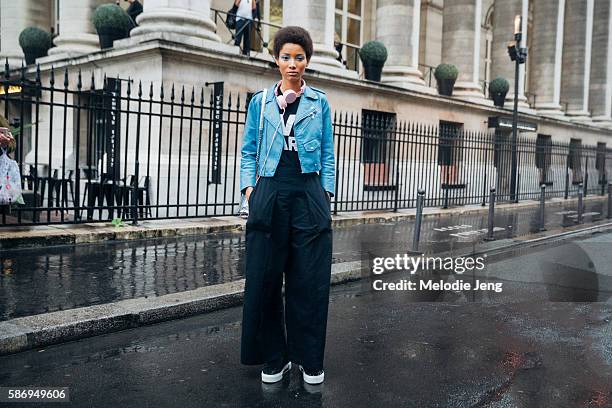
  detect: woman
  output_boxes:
[0,114,15,153]
[233,0,256,55]
[239,26,335,385]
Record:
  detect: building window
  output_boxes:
[361,109,395,189]
[335,0,363,73]
[260,0,283,55]
[438,121,463,186]
[535,134,552,185]
[568,138,583,184]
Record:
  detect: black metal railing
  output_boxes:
[1,64,610,226]
[211,7,282,56]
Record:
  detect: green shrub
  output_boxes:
[434,63,459,81]
[92,4,132,34]
[18,27,53,51]
[358,41,388,65]
[489,76,510,94]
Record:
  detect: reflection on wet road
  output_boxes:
[0,229,610,407]
[0,200,606,320]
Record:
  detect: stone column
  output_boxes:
[47,0,106,58]
[282,0,353,76]
[376,0,425,88]
[561,0,594,121]
[441,0,484,100]
[490,0,529,108]
[0,0,53,67]
[529,0,565,116]
[128,0,221,46]
[589,0,612,125]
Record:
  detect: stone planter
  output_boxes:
[363,62,384,82]
[491,92,507,108]
[97,30,127,49]
[22,47,48,65]
[436,79,456,96]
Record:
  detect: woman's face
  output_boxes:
[275,43,308,84]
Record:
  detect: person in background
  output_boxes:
[334,32,345,66]
[234,0,256,56]
[116,0,143,28]
[0,114,15,154]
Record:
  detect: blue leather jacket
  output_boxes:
[239,84,335,196]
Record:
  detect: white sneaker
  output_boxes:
[261,361,291,383]
[299,365,324,385]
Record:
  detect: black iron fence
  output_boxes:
[0,64,610,227]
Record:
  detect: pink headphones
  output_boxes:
[275,79,306,110]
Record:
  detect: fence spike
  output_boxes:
[138,80,143,98]
[20,62,26,80]
[35,64,41,84]
[180,85,185,103]
[236,92,241,109]
[77,69,82,90]
[4,58,9,79]
[227,91,232,107]
[200,87,204,106]
[64,68,69,88]
[49,66,55,87]
[171,84,175,101]
[90,71,95,90]
[149,82,154,99]
[126,78,131,96]
[160,83,164,100]
[191,86,195,104]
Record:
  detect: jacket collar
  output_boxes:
[264,82,319,104]
[263,82,319,128]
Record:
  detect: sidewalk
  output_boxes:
[0,195,610,356]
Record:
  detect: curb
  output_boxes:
[2,221,612,357]
[0,195,606,250]
[0,261,364,357]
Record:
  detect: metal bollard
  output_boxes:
[608,182,612,219]
[577,183,584,224]
[484,187,496,241]
[539,184,546,231]
[411,189,425,253]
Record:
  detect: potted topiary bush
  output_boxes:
[92,4,132,49]
[434,63,458,96]
[358,41,388,82]
[18,27,53,65]
[489,76,510,108]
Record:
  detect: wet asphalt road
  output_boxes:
[0,200,606,321]
[1,230,611,407]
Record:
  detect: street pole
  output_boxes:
[508,15,526,203]
[510,38,520,203]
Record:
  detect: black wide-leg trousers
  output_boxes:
[240,173,333,371]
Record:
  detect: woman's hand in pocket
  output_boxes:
[246,186,254,202]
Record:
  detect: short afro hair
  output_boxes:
[273,26,314,62]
